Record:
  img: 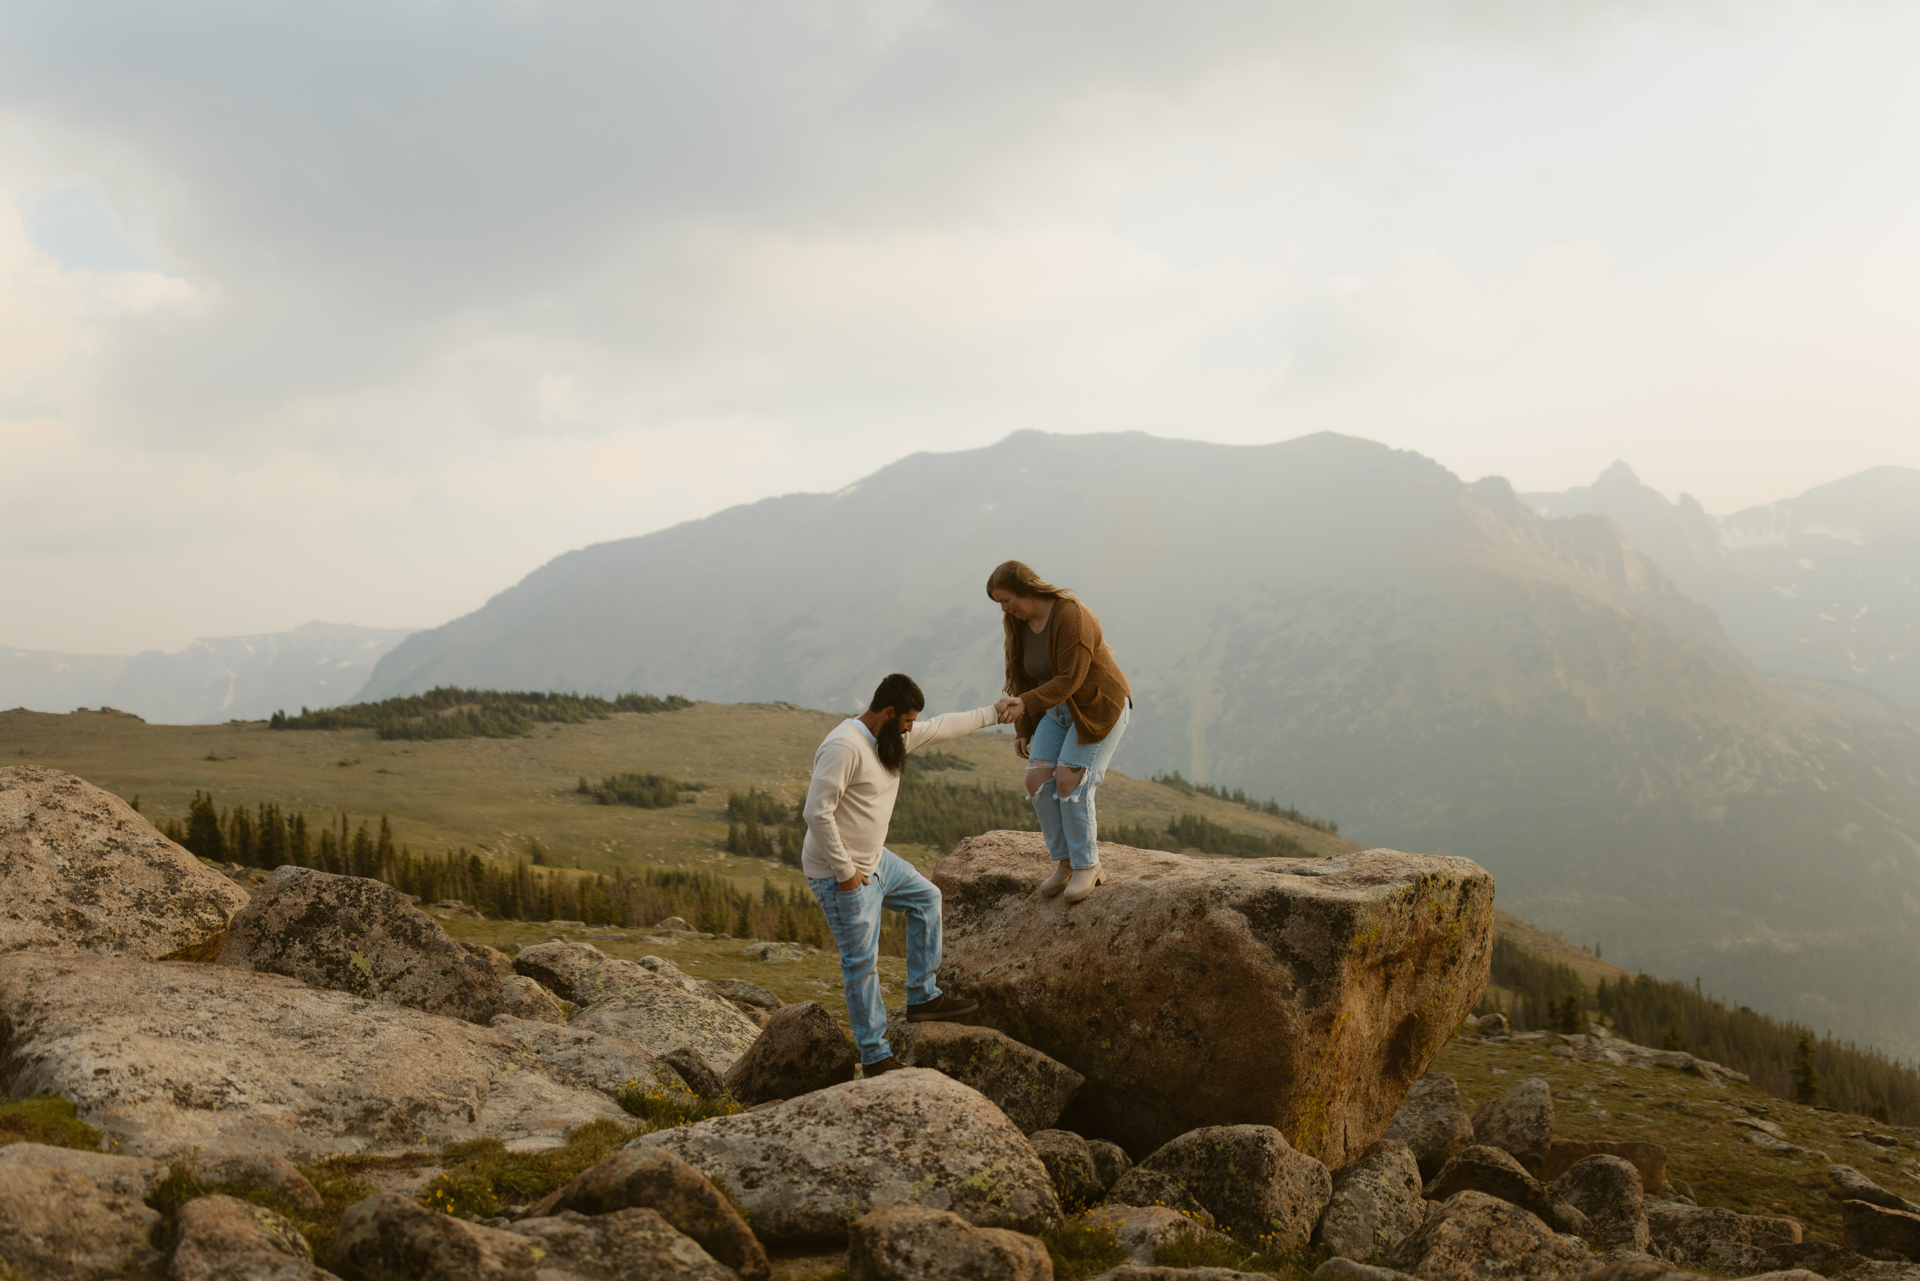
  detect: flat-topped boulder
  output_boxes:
[0,765,249,961]
[0,952,645,1161]
[515,941,762,1070]
[931,833,1494,1166]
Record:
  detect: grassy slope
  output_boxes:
[0,702,1354,898]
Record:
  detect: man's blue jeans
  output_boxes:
[807,849,944,1065]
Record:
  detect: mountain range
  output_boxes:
[357,430,1920,1060]
[1,621,417,725]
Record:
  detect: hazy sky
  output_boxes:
[5,1,1918,654]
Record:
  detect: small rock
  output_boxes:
[1733,1116,1787,1139]
[1389,1190,1589,1281]
[656,916,693,932]
[662,1046,729,1100]
[536,1146,770,1281]
[635,1068,1061,1244]
[1105,1166,1218,1226]
[1081,1204,1224,1264]
[707,978,783,1010]
[1552,1154,1650,1252]
[1314,1139,1424,1261]
[462,942,515,974]
[1469,1078,1554,1174]
[894,1021,1085,1134]
[721,1000,859,1106]
[1842,1199,1920,1260]
[1474,1013,1509,1035]
[0,1162,163,1281]
[741,940,805,963]
[1383,1074,1477,1181]
[1425,1145,1556,1222]
[190,1152,326,1211]
[171,1193,333,1281]
[847,1204,1052,1280]
[0,1141,167,1198]
[498,974,570,1024]
[217,866,505,1024]
[635,955,705,991]
[1119,1124,1332,1243]
[1539,1140,1668,1196]
[1088,1138,1133,1193]
[1029,1130,1104,1208]
[1830,1165,1920,1214]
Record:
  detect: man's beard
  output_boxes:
[876,716,907,775]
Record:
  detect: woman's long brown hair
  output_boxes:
[986,560,1099,696]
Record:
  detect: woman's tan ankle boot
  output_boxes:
[1037,861,1071,897]
[1063,865,1106,904]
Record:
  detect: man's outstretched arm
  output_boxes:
[905,703,1012,752]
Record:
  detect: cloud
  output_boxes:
[3,0,1919,653]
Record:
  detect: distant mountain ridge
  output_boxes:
[1525,462,1920,712]
[362,430,1920,1060]
[1,622,416,725]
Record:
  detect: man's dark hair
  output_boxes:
[868,673,925,715]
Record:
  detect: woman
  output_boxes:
[986,560,1131,903]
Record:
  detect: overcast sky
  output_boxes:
[4,0,1918,654]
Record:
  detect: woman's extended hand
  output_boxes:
[996,694,1024,724]
[1014,736,1030,760]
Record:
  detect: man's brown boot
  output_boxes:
[862,1055,907,1077]
[906,993,979,1022]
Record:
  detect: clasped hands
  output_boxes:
[993,695,1023,724]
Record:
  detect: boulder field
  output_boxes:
[932,830,1496,1166]
[0,767,1873,1281]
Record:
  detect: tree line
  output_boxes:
[579,772,707,809]
[1478,932,1920,1124]
[1150,770,1340,835]
[268,688,692,741]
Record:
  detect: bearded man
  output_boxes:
[802,672,1018,1074]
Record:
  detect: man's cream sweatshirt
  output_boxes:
[801,706,998,883]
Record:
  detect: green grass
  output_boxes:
[613,1079,746,1128]
[144,1154,383,1270]
[1043,1215,1129,1280]
[0,1096,103,1150]
[0,701,1354,903]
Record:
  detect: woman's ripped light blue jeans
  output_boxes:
[1028,701,1129,871]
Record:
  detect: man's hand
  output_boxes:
[836,872,869,892]
[995,695,1023,724]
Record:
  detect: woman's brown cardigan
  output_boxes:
[1011,597,1132,744]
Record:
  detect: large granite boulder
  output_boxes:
[1115,1124,1332,1243]
[722,1000,859,1105]
[1552,1154,1649,1252]
[1468,1078,1554,1174]
[1645,1200,1801,1274]
[516,941,761,1070]
[0,1141,168,1198]
[1382,1073,1476,1180]
[847,1205,1053,1281]
[1028,1129,1105,1208]
[635,1068,1061,1244]
[1842,1200,1920,1259]
[0,952,640,1161]
[892,1021,1085,1134]
[217,865,505,1024]
[0,1162,164,1281]
[486,1014,687,1097]
[331,1193,736,1280]
[1314,1139,1425,1261]
[1424,1145,1556,1222]
[1829,1164,1920,1214]
[171,1193,335,1281]
[1389,1190,1589,1281]
[0,765,249,961]
[931,834,1493,1165]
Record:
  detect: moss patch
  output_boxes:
[1043,1215,1129,1280]
[144,1156,385,1270]
[0,1095,102,1151]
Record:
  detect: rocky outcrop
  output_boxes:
[1314,1139,1424,1261]
[1467,1078,1554,1174]
[0,952,636,1160]
[171,1194,336,1281]
[932,834,1493,1165]
[1645,1200,1802,1274]
[1114,1124,1332,1243]
[1552,1154,1649,1252]
[517,941,762,1070]
[1382,1073,1476,1180]
[892,1020,1085,1134]
[636,1068,1061,1244]
[1029,1129,1105,1208]
[1842,1199,1920,1259]
[1389,1190,1589,1281]
[0,1162,163,1280]
[0,765,249,961]
[535,1147,769,1281]
[721,1000,858,1105]
[847,1205,1052,1281]
[1547,1028,1750,1086]
[217,866,505,1024]
[331,1193,737,1280]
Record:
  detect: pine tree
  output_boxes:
[1792,1032,1821,1105]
